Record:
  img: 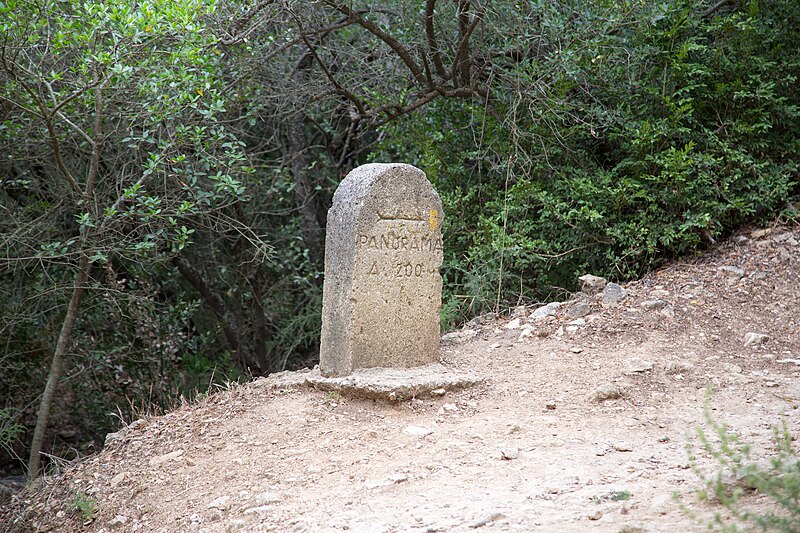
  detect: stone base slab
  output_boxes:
[259,364,483,400]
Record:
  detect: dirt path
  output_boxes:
[3,225,799,532]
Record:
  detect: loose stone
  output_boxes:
[590,383,624,402]
[442,329,477,343]
[579,274,608,294]
[718,265,745,279]
[640,299,667,311]
[625,358,654,373]
[565,301,591,319]
[603,283,627,307]
[531,302,561,319]
[404,426,433,437]
[744,332,770,347]
[500,447,519,460]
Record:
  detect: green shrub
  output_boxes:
[373,0,800,324]
[679,395,800,532]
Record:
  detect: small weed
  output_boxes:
[68,491,97,521]
[592,490,632,504]
[610,490,632,501]
[676,388,800,532]
[323,391,341,404]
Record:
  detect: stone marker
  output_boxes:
[320,163,444,377]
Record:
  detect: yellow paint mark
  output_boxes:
[429,210,439,231]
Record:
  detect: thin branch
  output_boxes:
[83,67,103,203]
[702,0,732,17]
[221,18,355,94]
[451,2,485,87]
[293,19,367,116]
[328,1,425,84]
[425,0,447,79]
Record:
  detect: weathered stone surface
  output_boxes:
[441,328,478,343]
[718,265,745,279]
[744,332,770,347]
[602,283,627,307]
[531,302,562,319]
[624,358,654,374]
[565,301,591,319]
[259,364,482,400]
[590,383,624,402]
[578,274,608,294]
[640,299,668,311]
[320,164,444,377]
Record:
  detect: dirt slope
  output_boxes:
[3,224,799,533]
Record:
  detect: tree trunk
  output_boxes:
[27,252,90,479]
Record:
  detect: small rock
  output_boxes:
[640,299,667,311]
[531,302,562,319]
[778,247,792,262]
[751,228,772,239]
[744,332,770,347]
[108,515,128,528]
[470,512,505,529]
[665,360,694,374]
[466,313,495,327]
[243,506,271,518]
[579,274,608,294]
[443,403,458,412]
[732,235,749,244]
[590,383,624,402]
[718,265,745,279]
[504,318,522,330]
[659,305,675,319]
[650,289,670,298]
[721,363,742,374]
[512,305,527,316]
[254,492,281,505]
[227,519,248,531]
[587,510,603,521]
[773,231,794,242]
[568,318,586,326]
[110,473,125,487]
[442,329,478,343]
[430,388,447,397]
[149,449,184,466]
[388,473,409,483]
[613,442,633,452]
[565,301,591,319]
[500,447,519,460]
[625,358,654,374]
[208,496,230,511]
[569,346,583,354]
[404,426,433,437]
[545,401,557,410]
[618,525,647,533]
[602,283,627,307]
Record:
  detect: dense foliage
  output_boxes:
[1,0,798,475]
